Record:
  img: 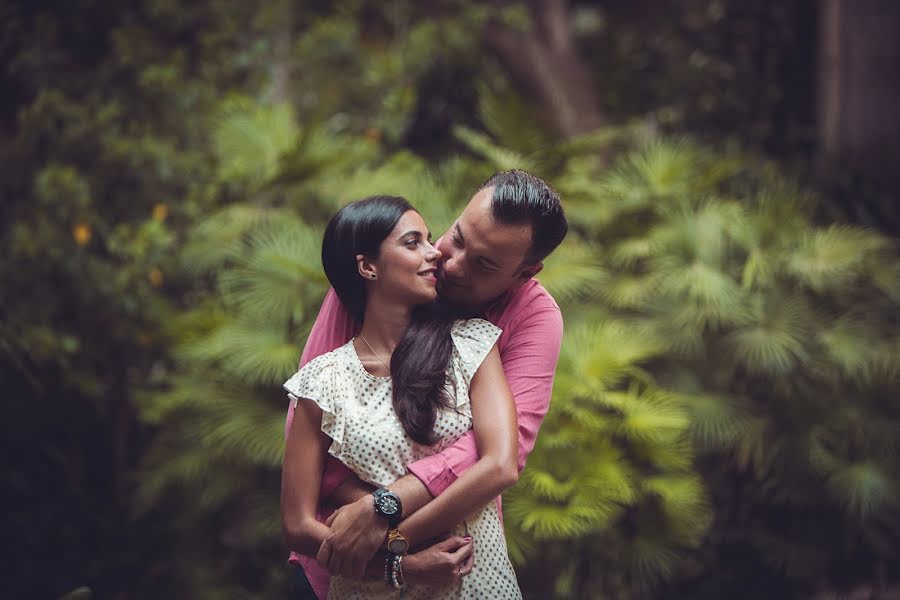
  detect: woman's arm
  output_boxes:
[281,397,333,557]
[318,342,518,577]
[397,344,518,546]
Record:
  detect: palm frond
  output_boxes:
[785,225,888,292]
[212,96,300,187]
[180,205,290,273]
[727,294,812,375]
[827,461,897,519]
[681,393,752,452]
[555,321,666,395]
[180,319,300,385]
[538,238,609,303]
[642,474,711,544]
[452,125,537,172]
[614,389,690,445]
[218,219,326,322]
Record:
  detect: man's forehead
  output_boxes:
[458,192,532,258]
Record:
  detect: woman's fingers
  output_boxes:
[433,535,468,552]
[316,533,333,568]
[324,509,339,527]
[459,542,475,575]
[448,536,474,563]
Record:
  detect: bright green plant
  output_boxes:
[489,138,899,599]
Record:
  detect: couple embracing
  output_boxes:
[281,170,567,599]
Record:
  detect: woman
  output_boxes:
[281,196,522,598]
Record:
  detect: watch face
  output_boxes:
[379,496,399,516]
[388,537,409,554]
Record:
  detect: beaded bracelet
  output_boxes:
[384,553,394,588]
[390,553,405,589]
[396,554,405,588]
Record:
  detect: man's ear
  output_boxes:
[518,262,543,280]
[356,254,377,280]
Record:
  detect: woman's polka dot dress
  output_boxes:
[284,318,522,599]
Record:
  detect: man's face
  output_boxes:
[434,186,539,311]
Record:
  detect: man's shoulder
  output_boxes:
[503,279,560,316]
[490,279,562,330]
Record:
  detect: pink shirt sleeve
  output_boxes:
[285,288,359,499]
[406,301,564,497]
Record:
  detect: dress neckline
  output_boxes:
[347,338,392,380]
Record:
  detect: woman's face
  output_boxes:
[366,210,441,306]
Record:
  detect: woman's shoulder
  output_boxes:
[449,318,502,384]
[283,342,354,399]
[451,317,502,343]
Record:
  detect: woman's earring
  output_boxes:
[370,274,376,279]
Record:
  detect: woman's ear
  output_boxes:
[356,254,378,280]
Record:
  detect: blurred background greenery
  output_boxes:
[2,1,899,598]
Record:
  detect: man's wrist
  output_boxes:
[372,487,403,528]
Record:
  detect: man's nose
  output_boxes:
[441,252,464,278]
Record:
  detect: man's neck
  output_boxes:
[442,280,527,318]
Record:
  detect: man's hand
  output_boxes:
[316,495,387,578]
[402,536,474,587]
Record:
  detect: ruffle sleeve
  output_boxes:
[283,353,345,457]
[447,318,502,410]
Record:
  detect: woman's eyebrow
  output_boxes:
[398,229,424,239]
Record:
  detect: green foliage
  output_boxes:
[133,89,492,596]
[497,137,899,598]
[5,1,898,599]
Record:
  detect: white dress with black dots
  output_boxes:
[284,318,522,600]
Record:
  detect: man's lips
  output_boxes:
[436,272,467,288]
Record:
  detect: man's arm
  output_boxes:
[406,301,563,495]
[334,300,564,505]
[321,302,563,576]
[394,345,518,546]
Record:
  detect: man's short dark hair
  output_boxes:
[480,169,568,265]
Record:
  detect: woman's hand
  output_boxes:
[402,535,474,588]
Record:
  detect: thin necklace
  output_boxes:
[359,334,391,374]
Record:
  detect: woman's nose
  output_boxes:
[425,242,442,262]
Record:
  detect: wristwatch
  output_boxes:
[372,487,402,528]
[387,528,409,555]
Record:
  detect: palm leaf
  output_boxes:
[785,225,888,292]
[538,238,608,303]
[827,461,897,519]
[212,96,300,187]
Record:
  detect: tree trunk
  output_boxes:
[486,0,604,139]
[818,0,900,195]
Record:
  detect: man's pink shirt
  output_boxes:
[285,279,563,599]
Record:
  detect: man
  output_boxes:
[284,169,567,598]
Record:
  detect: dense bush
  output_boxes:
[3,2,898,599]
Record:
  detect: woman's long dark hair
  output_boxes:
[322,196,454,445]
